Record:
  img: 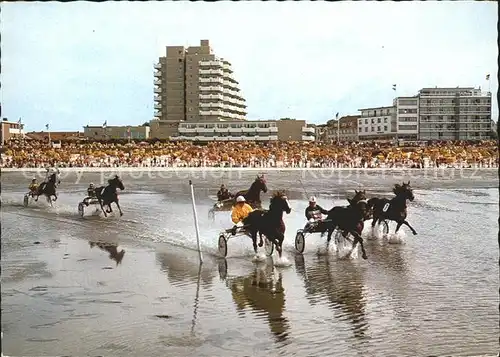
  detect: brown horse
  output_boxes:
[368,181,417,235]
[243,191,291,258]
[209,175,268,219]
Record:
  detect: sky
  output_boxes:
[1,2,497,132]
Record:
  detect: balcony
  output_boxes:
[199,60,223,67]
[200,102,224,109]
[199,93,224,100]
[154,95,162,102]
[223,80,239,89]
[199,85,224,92]
[200,109,224,116]
[199,68,224,76]
[302,126,315,134]
[199,77,223,84]
[154,70,161,78]
[154,88,161,94]
[154,110,162,117]
[154,103,162,110]
[154,79,162,86]
[154,63,161,70]
[301,135,316,141]
[222,63,233,72]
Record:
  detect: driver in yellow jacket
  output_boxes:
[230,196,254,235]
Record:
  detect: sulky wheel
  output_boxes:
[78,202,85,217]
[218,234,228,257]
[295,230,305,254]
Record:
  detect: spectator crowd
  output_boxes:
[1,139,498,169]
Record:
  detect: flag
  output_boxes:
[335,112,339,119]
[17,118,21,124]
[392,84,397,91]
[102,120,107,128]
[45,124,49,130]
[486,74,490,80]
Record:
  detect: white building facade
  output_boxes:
[357,106,396,141]
[172,119,315,142]
[394,96,419,140]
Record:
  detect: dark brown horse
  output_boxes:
[209,175,268,218]
[94,175,125,217]
[323,199,372,260]
[243,191,291,258]
[34,172,60,206]
[368,181,417,235]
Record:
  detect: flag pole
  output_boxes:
[393,84,398,143]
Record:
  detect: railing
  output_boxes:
[154,63,161,70]
[199,85,224,92]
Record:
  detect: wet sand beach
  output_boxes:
[1,169,498,356]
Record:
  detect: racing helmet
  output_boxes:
[89,183,94,188]
[309,196,317,203]
[236,196,246,203]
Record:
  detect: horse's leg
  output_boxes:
[251,231,258,254]
[350,230,368,260]
[399,220,417,235]
[275,233,284,258]
[98,199,108,217]
[326,225,336,245]
[395,221,403,234]
[371,214,378,228]
[115,200,123,216]
[258,232,264,247]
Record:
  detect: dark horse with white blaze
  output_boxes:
[34,172,60,205]
[368,181,417,235]
[243,191,291,258]
[209,175,268,218]
[94,175,125,217]
[323,198,372,260]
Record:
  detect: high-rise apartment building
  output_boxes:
[153,40,247,125]
[418,87,492,140]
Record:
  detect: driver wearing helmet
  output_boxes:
[83,183,97,206]
[230,196,254,235]
[304,196,328,232]
[29,178,39,196]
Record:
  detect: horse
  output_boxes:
[368,181,417,236]
[322,198,372,260]
[243,190,292,258]
[34,172,60,205]
[94,175,125,217]
[349,190,367,205]
[209,175,268,218]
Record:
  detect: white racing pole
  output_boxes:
[189,180,203,263]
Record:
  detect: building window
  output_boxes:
[384,126,388,131]
[384,118,387,123]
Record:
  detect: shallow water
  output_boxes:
[1,169,498,356]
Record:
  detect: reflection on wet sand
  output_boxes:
[220,259,290,343]
[155,249,214,287]
[294,254,368,339]
[89,241,125,265]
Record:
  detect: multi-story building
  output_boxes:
[418,87,492,141]
[394,96,419,140]
[152,39,247,127]
[357,106,396,141]
[1,118,25,145]
[83,125,150,140]
[322,115,360,142]
[171,118,315,142]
